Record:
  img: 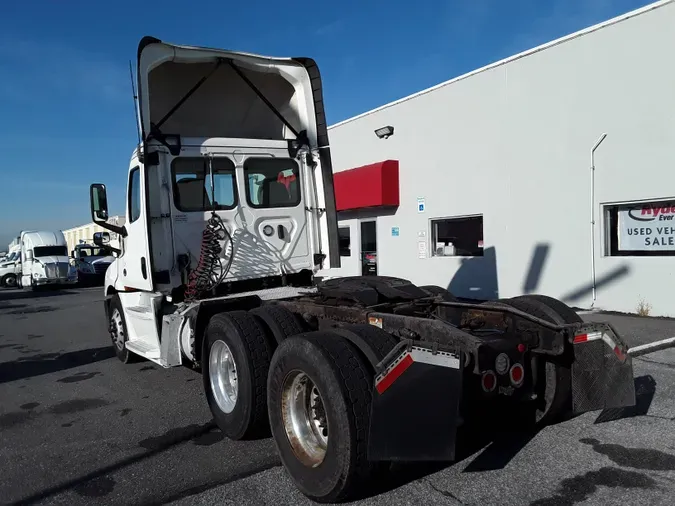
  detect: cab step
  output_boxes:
[126,339,162,363]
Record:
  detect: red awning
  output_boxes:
[333,160,399,212]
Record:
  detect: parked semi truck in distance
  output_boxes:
[88,36,637,503]
[69,243,114,286]
[0,244,21,287]
[19,230,76,290]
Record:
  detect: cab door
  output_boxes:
[239,156,311,276]
[120,162,154,291]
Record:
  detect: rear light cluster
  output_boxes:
[481,352,526,393]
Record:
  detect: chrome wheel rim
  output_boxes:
[281,370,328,467]
[5,276,16,287]
[209,340,238,414]
[111,308,125,350]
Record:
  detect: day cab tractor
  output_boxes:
[89,36,637,503]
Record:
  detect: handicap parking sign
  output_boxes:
[417,197,425,213]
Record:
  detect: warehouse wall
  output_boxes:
[63,216,125,255]
[323,1,675,317]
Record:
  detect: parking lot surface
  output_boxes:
[1,287,674,506]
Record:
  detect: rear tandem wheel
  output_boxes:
[499,294,582,425]
[202,310,275,440]
[267,330,383,503]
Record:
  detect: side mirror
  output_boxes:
[93,232,111,247]
[90,183,109,222]
[26,250,33,261]
[93,231,121,256]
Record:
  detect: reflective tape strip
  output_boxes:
[574,331,626,362]
[375,346,461,394]
[375,353,413,394]
[573,331,603,344]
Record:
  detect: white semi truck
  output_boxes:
[89,36,638,503]
[0,244,21,287]
[70,243,114,286]
[19,230,76,290]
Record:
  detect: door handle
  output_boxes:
[278,225,286,240]
[141,257,147,279]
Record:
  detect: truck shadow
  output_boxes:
[0,288,76,302]
[0,346,116,384]
[593,375,657,424]
[364,420,541,499]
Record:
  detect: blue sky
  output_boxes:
[0,0,655,248]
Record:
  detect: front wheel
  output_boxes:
[108,295,140,364]
[1,274,17,288]
[267,331,380,503]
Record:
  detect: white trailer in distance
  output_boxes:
[89,36,639,503]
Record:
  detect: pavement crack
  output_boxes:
[424,478,464,504]
[634,357,675,370]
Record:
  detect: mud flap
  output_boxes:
[571,326,636,414]
[367,344,463,461]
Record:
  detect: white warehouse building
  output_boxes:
[63,215,125,255]
[320,0,675,317]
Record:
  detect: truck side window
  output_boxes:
[172,157,237,212]
[244,158,301,209]
[129,167,141,223]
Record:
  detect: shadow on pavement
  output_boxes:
[362,418,540,500]
[0,346,116,384]
[10,422,219,506]
[0,289,77,302]
[594,375,657,424]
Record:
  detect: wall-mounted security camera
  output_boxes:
[374,125,394,139]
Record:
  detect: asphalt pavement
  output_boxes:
[1,287,675,506]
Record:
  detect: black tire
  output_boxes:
[108,295,141,364]
[250,304,307,344]
[202,310,274,440]
[267,331,379,503]
[510,294,582,324]
[499,295,580,425]
[337,324,398,364]
[1,273,17,288]
[419,285,457,301]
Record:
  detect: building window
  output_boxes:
[338,226,351,256]
[244,158,301,209]
[604,199,675,256]
[431,215,483,256]
[172,157,237,212]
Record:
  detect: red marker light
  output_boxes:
[517,343,526,353]
[481,371,497,392]
[510,363,524,386]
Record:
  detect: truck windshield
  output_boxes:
[33,246,68,257]
[77,247,105,257]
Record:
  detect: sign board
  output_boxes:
[392,226,400,237]
[418,241,427,259]
[417,197,425,213]
[618,201,675,251]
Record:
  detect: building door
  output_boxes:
[360,220,377,276]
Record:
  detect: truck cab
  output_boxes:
[92,37,338,299]
[0,246,21,288]
[19,230,76,290]
[70,243,114,286]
